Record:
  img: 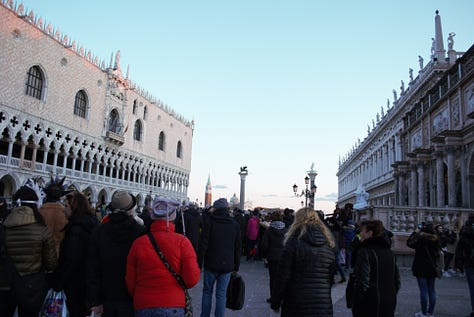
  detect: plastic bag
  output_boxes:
[40,289,68,317]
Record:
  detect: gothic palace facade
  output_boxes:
[0,1,194,207]
[337,12,474,234]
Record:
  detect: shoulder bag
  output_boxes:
[147,232,193,317]
[226,272,245,310]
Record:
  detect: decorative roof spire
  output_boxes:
[433,10,446,62]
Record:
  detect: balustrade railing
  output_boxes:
[369,206,470,233]
[0,154,185,199]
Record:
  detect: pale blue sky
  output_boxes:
[19,0,474,212]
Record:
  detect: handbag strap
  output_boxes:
[147,232,187,290]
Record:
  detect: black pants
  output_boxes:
[267,260,279,300]
[0,289,38,317]
[103,301,135,317]
[64,289,90,317]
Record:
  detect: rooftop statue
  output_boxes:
[448,32,456,50]
[418,55,424,69]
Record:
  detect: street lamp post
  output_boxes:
[292,164,318,208]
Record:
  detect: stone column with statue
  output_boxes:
[238,166,248,210]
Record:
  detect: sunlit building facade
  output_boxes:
[0,1,194,207]
[337,12,474,247]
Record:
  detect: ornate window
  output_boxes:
[133,120,143,141]
[143,106,148,120]
[73,90,88,118]
[176,141,182,158]
[25,66,44,99]
[133,99,138,114]
[158,131,165,151]
[108,109,120,133]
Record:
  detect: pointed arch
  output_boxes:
[158,131,165,151]
[176,140,182,158]
[26,65,45,100]
[133,120,143,141]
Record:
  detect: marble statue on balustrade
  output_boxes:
[448,32,455,50]
[353,185,369,210]
[409,68,414,82]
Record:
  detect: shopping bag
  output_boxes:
[226,272,245,310]
[40,289,68,317]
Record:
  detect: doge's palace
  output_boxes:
[0,1,194,207]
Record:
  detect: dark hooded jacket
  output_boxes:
[351,236,400,317]
[260,222,287,261]
[197,208,241,273]
[87,212,145,308]
[407,231,441,278]
[271,225,335,317]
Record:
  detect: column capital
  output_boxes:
[445,145,458,154]
[434,150,444,158]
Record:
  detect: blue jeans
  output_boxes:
[200,270,231,317]
[135,307,184,317]
[336,250,345,279]
[466,267,474,313]
[416,277,436,315]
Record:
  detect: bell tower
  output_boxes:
[204,174,212,207]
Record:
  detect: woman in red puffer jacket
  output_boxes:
[126,197,200,316]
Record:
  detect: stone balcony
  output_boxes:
[104,131,125,146]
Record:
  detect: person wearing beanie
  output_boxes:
[126,196,200,316]
[87,190,146,317]
[197,198,242,317]
[0,184,57,317]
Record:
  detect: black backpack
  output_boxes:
[226,272,245,310]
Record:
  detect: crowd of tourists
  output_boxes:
[1,178,474,317]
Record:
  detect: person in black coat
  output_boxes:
[260,212,287,304]
[175,205,202,254]
[87,191,145,317]
[197,198,241,317]
[53,191,98,317]
[271,207,336,317]
[233,208,248,256]
[407,223,441,317]
[455,216,474,317]
[350,220,400,317]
